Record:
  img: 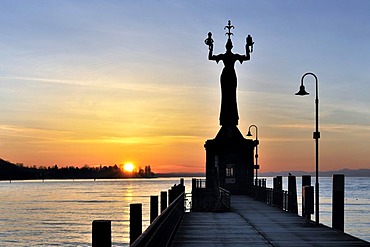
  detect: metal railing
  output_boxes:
[215,187,230,211]
[191,178,230,212]
[130,192,185,247]
[255,185,297,212]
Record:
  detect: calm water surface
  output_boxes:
[0,177,369,246]
[0,178,192,246]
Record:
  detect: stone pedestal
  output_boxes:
[204,126,256,194]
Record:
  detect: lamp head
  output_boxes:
[295,85,309,96]
[246,130,252,137]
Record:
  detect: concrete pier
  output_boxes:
[171,195,369,246]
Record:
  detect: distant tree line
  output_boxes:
[138,165,154,177]
[0,158,155,181]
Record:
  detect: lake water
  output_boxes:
[0,177,369,246]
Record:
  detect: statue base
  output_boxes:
[204,125,256,194]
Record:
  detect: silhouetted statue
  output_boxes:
[206,20,253,126]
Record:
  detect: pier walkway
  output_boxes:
[171,195,369,247]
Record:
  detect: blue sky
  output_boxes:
[1,1,370,172]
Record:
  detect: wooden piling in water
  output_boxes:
[276,176,282,189]
[92,220,111,247]
[161,191,167,213]
[302,175,311,218]
[273,176,282,206]
[332,174,345,231]
[303,185,314,223]
[302,175,311,187]
[150,195,159,224]
[130,203,142,245]
[288,175,298,213]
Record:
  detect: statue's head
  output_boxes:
[225,39,233,51]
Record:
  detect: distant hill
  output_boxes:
[0,158,17,170]
[0,158,31,180]
[157,169,370,178]
[260,169,370,177]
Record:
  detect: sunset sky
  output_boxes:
[1,1,370,173]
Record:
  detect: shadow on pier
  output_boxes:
[172,194,369,246]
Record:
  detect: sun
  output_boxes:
[123,162,135,173]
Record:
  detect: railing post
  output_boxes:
[169,184,180,205]
[332,174,345,231]
[191,178,196,190]
[160,191,167,213]
[130,203,142,245]
[168,188,173,205]
[272,177,276,205]
[150,195,159,224]
[286,191,289,211]
[92,220,111,247]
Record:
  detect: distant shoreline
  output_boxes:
[0,158,156,181]
[2,158,370,180]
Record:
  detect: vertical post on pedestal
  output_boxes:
[92,220,111,247]
[332,174,345,231]
[288,175,298,213]
[130,203,142,245]
[161,191,167,213]
[150,195,158,224]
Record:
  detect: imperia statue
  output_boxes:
[205,20,254,126]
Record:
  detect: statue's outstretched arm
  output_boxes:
[235,53,250,64]
[209,48,223,63]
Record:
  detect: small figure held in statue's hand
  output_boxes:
[205,32,214,50]
[246,34,254,53]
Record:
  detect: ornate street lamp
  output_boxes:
[295,72,320,225]
[247,125,259,186]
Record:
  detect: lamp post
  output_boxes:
[295,72,320,225]
[247,125,259,186]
